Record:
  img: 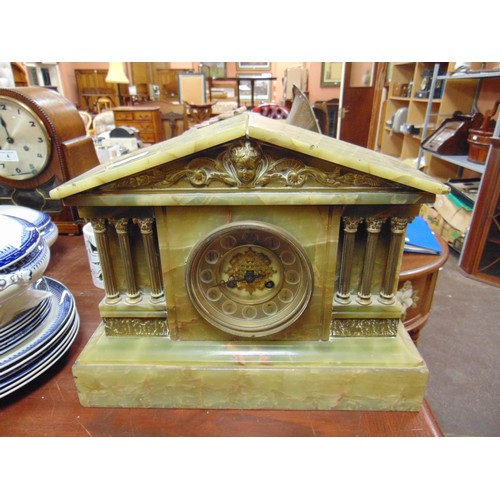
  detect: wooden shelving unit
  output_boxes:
[380,62,445,162]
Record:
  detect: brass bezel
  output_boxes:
[186,221,314,338]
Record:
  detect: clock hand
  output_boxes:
[0,116,14,144]
[211,271,266,289]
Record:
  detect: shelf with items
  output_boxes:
[418,63,500,180]
[380,62,446,162]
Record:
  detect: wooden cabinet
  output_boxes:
[459,138,500,286]
[75,69,119,112]
[113,105,165,144]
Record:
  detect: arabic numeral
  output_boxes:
[37,153,43,158]
[0,104,6,111]
[37,137,44,143]
[30,121,36,127]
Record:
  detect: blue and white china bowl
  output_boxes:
[0,215,41,271]
[0,239,50,306]
[39,221,59,247]
[0,206,57,247]
[0,206,51,230]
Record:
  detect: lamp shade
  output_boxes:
[105,62,129,84]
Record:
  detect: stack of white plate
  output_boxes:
[0,212,78,399]
[0,205,59,247]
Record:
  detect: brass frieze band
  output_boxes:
[331,318,399,337]
[107,140,393,191]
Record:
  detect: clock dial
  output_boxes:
[0,96,51,181]
[186,221,313,337]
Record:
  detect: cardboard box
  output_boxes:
[420,194,472,252]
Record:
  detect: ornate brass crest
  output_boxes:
[108,139,394,191]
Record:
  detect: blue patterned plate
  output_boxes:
[0,277,76,376]
[0,311,79,398]
[0,277,51,335]
[0,297,52,351]
[0,215,41,271]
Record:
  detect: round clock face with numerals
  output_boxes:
[186,221,314,337]
[0,95,51,181]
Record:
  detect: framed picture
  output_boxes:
[321,62,343,87]
[200,62,226,78]
[237,62,271,71]
[237,74,271,102]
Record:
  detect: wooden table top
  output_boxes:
[0,235,443,437]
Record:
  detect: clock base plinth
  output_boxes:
[72,322,428,411]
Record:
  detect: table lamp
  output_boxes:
[105,62,129,106]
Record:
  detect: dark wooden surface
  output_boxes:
[0,235,443,437]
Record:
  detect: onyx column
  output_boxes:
[379,216,413,305]
[335,216,363,304]
[89,218,120,303]
[133,217,164,301]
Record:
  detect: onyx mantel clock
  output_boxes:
[0,86,99,233]
[50,111,450,411]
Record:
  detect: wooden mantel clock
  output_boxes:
[0,86,99,233]
[50,111,450,411]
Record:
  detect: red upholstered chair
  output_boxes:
[252,103,289,119]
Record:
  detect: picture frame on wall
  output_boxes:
[237,62,271,71]
[237,74,271,102]
[200,62,226,78]
[321,62,343,87]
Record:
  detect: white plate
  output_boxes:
[0,307,77,381]
[0,281,51,336]
[0,297,52,351]
[0,277,75,375]
[0,312,79,398]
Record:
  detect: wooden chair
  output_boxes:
[252,103,289,119]
[78,111,93,135]
[312,101,329,135]
[183,101,216,128]
[96,96,115,113]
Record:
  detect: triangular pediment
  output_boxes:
[100,138,405,193]
[50,112,449,202]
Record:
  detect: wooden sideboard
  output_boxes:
[113,105,165,144]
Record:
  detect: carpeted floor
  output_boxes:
[417,250,500,436]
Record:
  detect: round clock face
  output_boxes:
[186,221,314,337]
[0,96,51,181]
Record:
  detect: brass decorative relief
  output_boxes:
[104,318,168,337]
[331,318,399,337]
[107,140,394,191]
